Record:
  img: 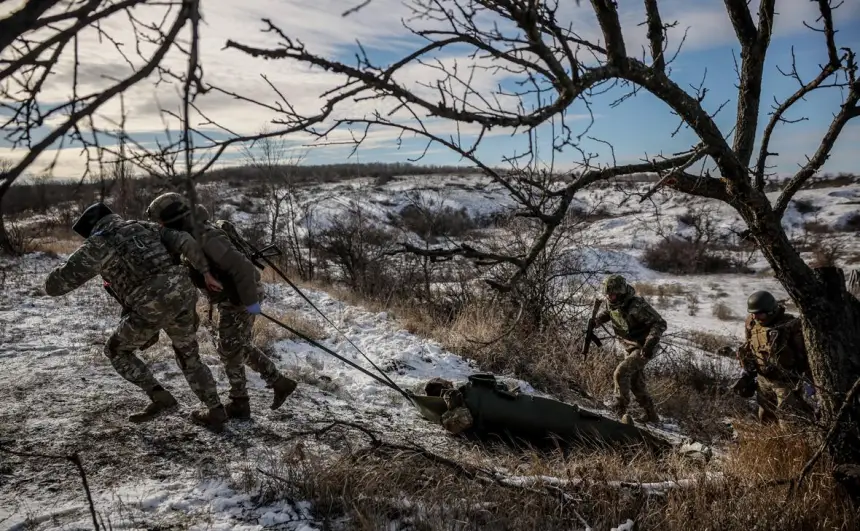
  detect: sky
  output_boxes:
[1,0,859,181]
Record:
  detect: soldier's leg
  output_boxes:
[629,358,659,422]
[162,306,221,410]
[105,314,178,422]
[613,350,643,414]
[219,303,297,413]
[755,377,779,424]
[772,383,814,427]
[217,303,252,400]
[104,314,164,393]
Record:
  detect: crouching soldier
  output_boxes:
[732,291,814,427]
[44,203,229,431]
[146,193,297,420]
[593,275,666,424]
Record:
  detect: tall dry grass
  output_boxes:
[233,419,855,530]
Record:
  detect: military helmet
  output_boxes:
[72,202,113,238]
[603,274,629,296]
[146,192,190,224]
[747,290,777,314]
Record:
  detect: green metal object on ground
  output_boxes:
[417,373,669,450]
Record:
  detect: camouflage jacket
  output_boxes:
[45,214,210,309]
[737,309,810,382]
[187,205,261,307]
[597,295,667,355]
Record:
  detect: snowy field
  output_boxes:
[2,173,858,529]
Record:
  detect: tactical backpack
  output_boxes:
[186,220,275,306]
[100,220,176,296]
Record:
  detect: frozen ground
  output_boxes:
[0,252,669,530]
[2,174,858,529]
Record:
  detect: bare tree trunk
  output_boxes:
[802,269,860,474]
[744,204,860,491]
[0,210,13,256]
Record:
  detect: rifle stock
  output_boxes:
[581,298,604,358]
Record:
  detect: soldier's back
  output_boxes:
[96,215,186,309]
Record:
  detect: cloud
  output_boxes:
[4,0,859,178]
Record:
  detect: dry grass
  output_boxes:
[684,330,736,354]
[712,302,739,321]
[254,268,856,530]
[252,309,327,347]
[634,281,688,298]
[236,419,856,531]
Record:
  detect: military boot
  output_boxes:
[610,397,628,418]
[225,397,251,420]
[190,405,228,433]
[129,388,177,423]
[270,375,298,410]
[635,402,660,424]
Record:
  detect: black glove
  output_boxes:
[730,370,757,398]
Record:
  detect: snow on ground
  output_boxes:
[0,252,543,530]
[3,175,858,528]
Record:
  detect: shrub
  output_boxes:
[396,203,477,242]
[803,221,832,234]
[840,212,860,232]
[792,198,820,214]
[712,301,737,321]
[643,237,739,275]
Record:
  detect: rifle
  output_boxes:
[215,220,282,271]
[581,298,604,359]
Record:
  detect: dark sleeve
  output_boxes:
[203,231,259,307]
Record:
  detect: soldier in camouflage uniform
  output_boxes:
[733,290,814,427]
[44,203,230,431]
[593,274,667,424]
[146,193,297,421]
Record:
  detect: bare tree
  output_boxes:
[0,157,15,253]
[222,0,860,484]
[241,129,305,244]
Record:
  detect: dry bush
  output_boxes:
[803,221,833,234]
[252,310,327,348]
[684,330,736,355]
[29,224,80,256]
[648,351,747,442]
[712,302,738,321]
[841,212,860,232]
[643,237,743,275]
[394,201,478,242]
[634,282,687,298]
[792,198,820,215]
[810,238,845,268]
[239,420,855,531]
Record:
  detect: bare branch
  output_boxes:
[755,0,844,191]
[730,0,775,168]
[643,0,666,72]
[775,62,859,217]
[590,0,627,65]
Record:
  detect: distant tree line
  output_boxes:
[1,161,480,219]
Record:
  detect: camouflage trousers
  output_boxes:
[104,280,221,409]
[756,376,814,427]
[614,348,654,410]
[217,302,282,399]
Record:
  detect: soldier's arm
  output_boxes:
[595,308,611,324]
[44,239,109,296]
[788,318,812,377]
[637,300,667,353]
[736,316,756,371]
[159,226,210,275]
[203,233,259,307]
